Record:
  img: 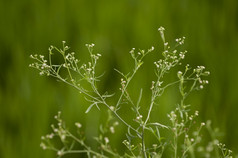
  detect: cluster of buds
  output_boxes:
[80,62,95,81]
[167,111,177,122]
[85,43,95,48]
[123,140,135,149]
[177,64,210,91]
[217,143,233,156]
[119,78,126,91]
[194,66,210,89]
[40,111,68,155]
[29,54,51,76]
[154,49,187,72]
[66,52,79,65]
[175,37,186,45]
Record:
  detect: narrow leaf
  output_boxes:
[85,103,96,113]
[114,68,125,77]
[156,126,161,141]
[57,65,62,74]
[147,122,169,129]
[136,89,143,108]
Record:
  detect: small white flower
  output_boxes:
[179,53,185,59]
[46,133,54,139]
[136,115,143,120]
[40,142,47,150]
[114,121,119,126]
[157,81,163,86]
[75,122,82,128]
[195,111,199,116]
[177,71,183,78]
[158,26,165,32]
[39,72,44,76]
[110,126,115,133]
[57,150,63,156]
[50,133,54,138]
[104,137,109,144]
[205,71,210,75]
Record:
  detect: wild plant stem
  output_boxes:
[144,97,155,124]
[91,82,141,136]
[63,150,108,158]
[141,127,147,158]
[67,133,108,158]
[115,69,137,109]
[174,136,178,158]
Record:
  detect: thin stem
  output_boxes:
[111,105,140,135]
[57,75,100,102]
[63,55,74,83]
[141,126,147,158]
[66,132,108,157]
[144,97,155,124]
[115,69,137,109]
[174,133,178,158]
[144,68,165,125]
[63,150,108,158]
[90,81,141,136]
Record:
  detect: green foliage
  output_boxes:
[31,28,232,158]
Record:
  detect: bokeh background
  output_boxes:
[0,0,238,157]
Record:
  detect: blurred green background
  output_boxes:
[1,0,238,157]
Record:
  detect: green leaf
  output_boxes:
[85,103,97,113]
[147,122,169,129]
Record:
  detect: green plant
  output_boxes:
[30,27,232,158]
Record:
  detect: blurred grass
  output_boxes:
[0,0,238,157]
